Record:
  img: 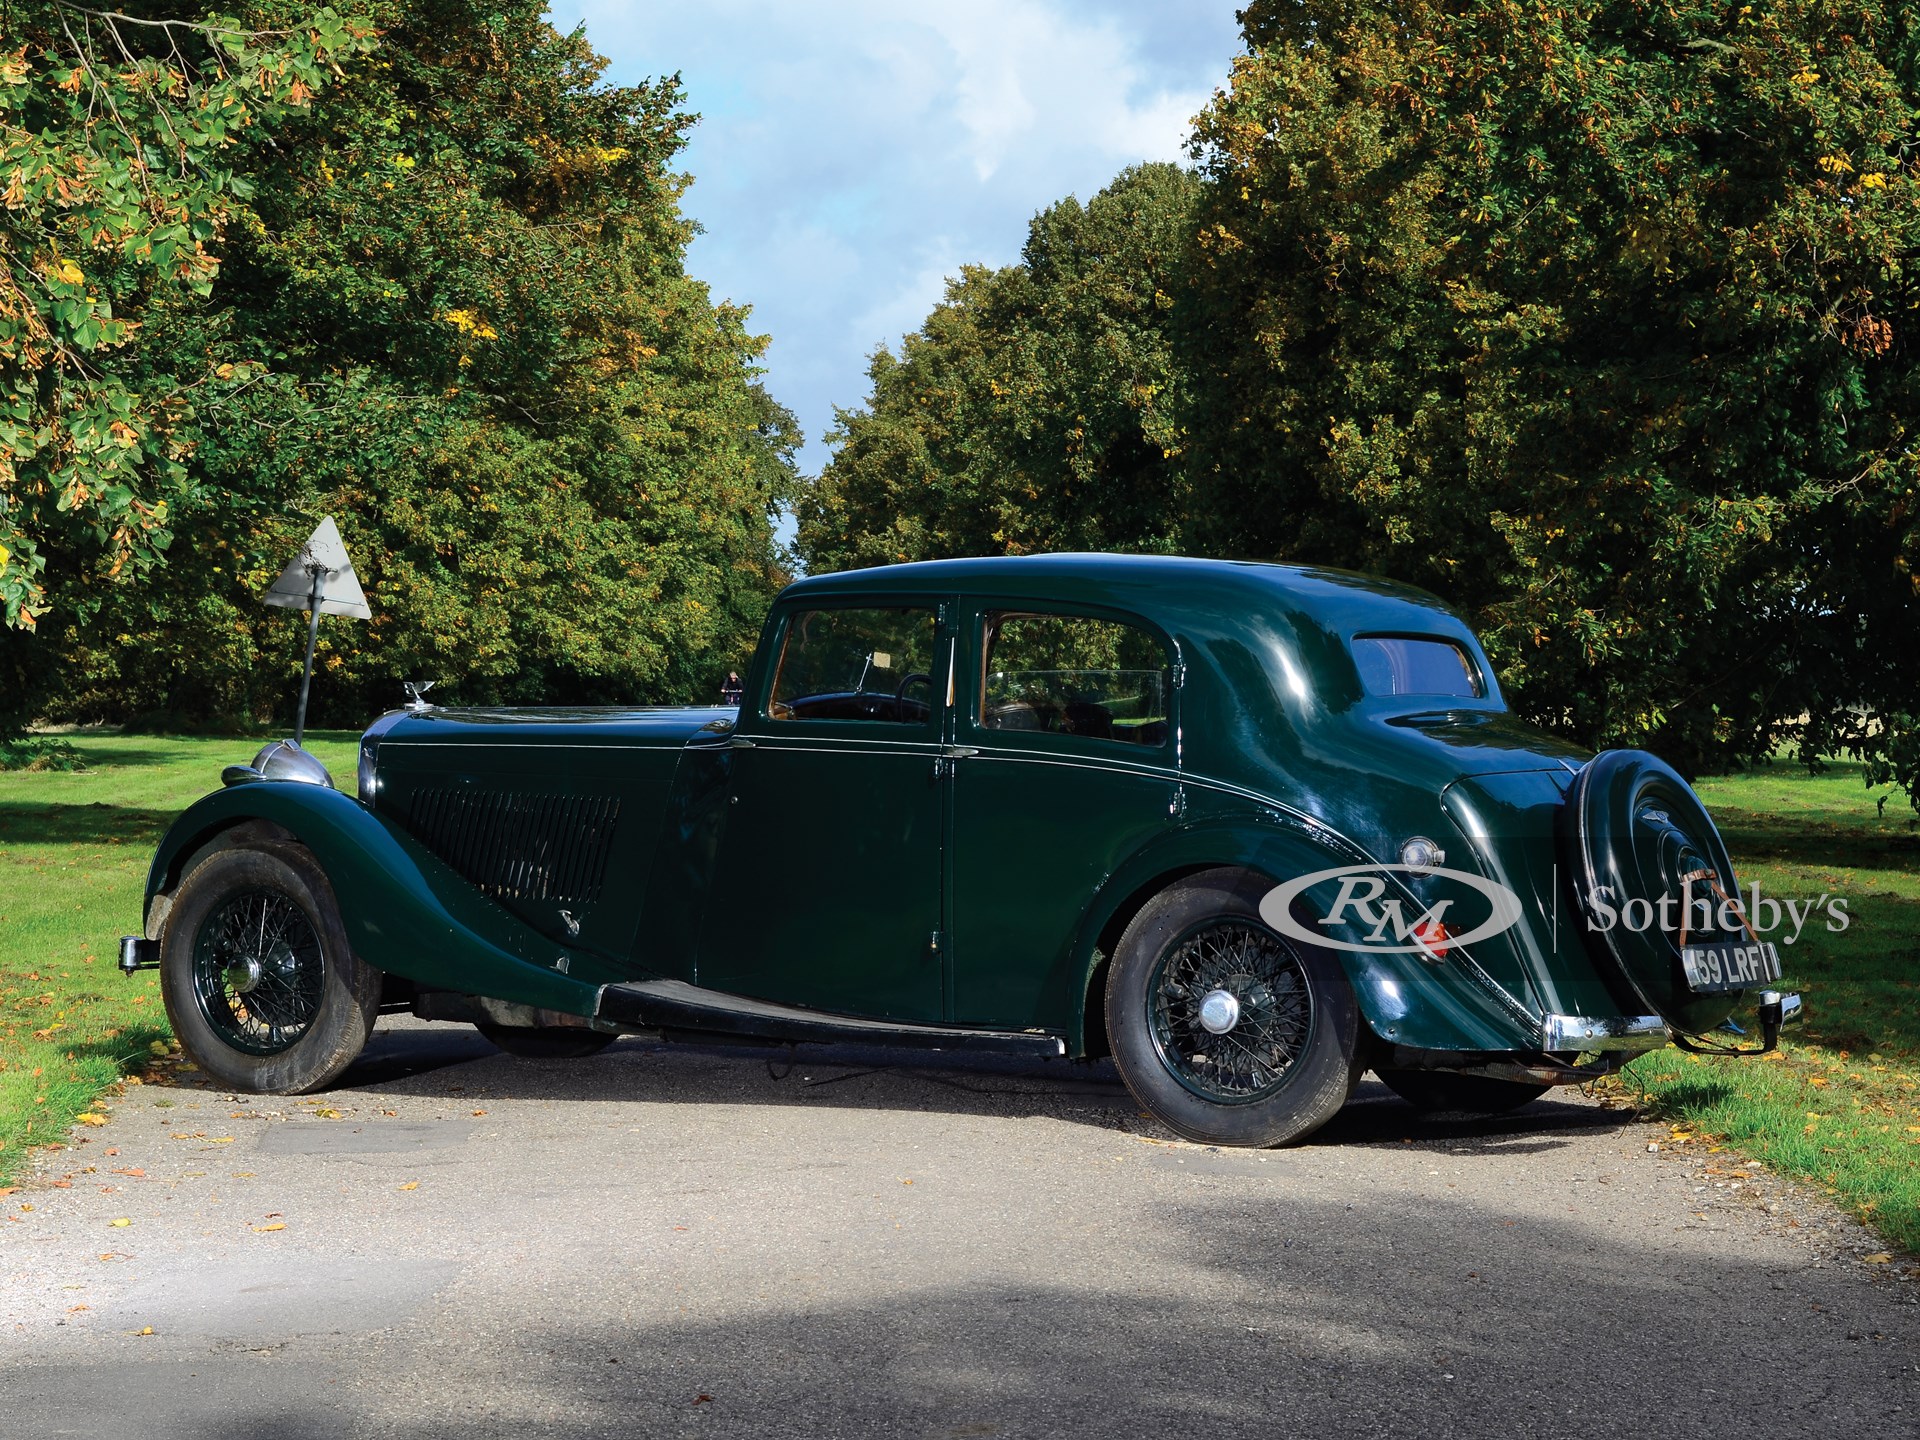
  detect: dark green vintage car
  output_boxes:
[121,555,1801,1145]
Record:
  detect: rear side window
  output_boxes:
[1352,636,1484,699]
[981,612,1169,747]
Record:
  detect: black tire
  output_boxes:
[1106,868,1361,1147]
[1376,1069,1551,1115]
[159,845,381,1093]
[477,1024,618,1059]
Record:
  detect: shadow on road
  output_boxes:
[331,1021,1633,1158]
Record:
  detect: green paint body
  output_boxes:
[143,555,1635,1056]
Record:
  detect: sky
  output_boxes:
[548,0,1246,480]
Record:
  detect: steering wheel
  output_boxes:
[894,671,934,719]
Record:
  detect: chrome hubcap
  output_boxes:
[1198,988,1240,1035]
[223,955,264,994]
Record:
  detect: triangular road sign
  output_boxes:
[263,516,371,618]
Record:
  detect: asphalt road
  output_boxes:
[3,1018,1916,1438]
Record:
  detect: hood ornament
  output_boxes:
[403,680,437,711]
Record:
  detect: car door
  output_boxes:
[946,605,1180,1027]
[696,600,950,1022]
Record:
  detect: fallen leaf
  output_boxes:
[109,1218,131,1228]
[693,1395,713,1406]
[111,1168,145,1178]
[67,1304,88,1313]
[135,1326,154,1336]
[471,1109,487,1117]
[398,1181,419,1191]
[206,1136,235,1144]
[312,1109,342,1120]
[1862,1252,1893,1264]
[252,1222,285,1233]
[75,1113,107,1127]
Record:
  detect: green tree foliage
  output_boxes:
[8,0,795,730]
[809,3,1920,800]
[0,2,371,631]
[1183,0,1920,777]
[799,162,1197,572]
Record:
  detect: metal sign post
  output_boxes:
[263,517,371,746]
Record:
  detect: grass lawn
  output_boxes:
[0,731,358,1186]
[2,736,1917,1251]
[1605,759,1920,1253]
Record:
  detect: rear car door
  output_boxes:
[946,606,1180,1027]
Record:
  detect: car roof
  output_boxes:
[780,553,1465,635]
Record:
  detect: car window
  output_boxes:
[1352,635,1484,699]
[981,612,1170,748]
[768,607,939,724]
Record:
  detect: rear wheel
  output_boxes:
[160,845,380,1093]
[1106,868,1360,1147]
[1377,1069,1551,1115]
[478,1024,618,1059]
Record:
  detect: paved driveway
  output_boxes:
[3,1020,1915,1437]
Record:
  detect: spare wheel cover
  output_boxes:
[1563,749,1754,1035]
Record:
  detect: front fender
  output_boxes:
[144,783,621,1016]
[1070,815,1535,1055]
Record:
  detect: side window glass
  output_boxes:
[768,607,939,725]
[981,612,1170,748]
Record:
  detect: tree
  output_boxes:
[0,2,371,637]
[799,163,1198,572]
[1183,0,1920,785]
[12,0,796,728]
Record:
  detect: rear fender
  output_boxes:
[1067,817,1534,1057]
[144,784,618,1016]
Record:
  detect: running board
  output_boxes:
[596,978,1066,1057]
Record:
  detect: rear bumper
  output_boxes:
[1541,1012,1668,1053]
[1541,989,1804,1061]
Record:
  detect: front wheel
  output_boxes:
[159,845,381,1093]
[1106,868,1361,1147]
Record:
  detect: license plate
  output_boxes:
[1680,941,1782,993]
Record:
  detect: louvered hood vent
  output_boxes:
[401,789,621,904]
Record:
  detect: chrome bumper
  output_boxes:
[1541,1012,1668,1053]
[1543,990,1804,1057]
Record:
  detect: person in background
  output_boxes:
[720,670,744,707]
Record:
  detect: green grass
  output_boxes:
[0,730,357,1185]
[1609,758,1920,1253]
[3,737,1917,1253]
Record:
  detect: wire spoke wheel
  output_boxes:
[190,888,327,1056]
[1147,920,1313,1104]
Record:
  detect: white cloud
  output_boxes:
[552,0,1244,477]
